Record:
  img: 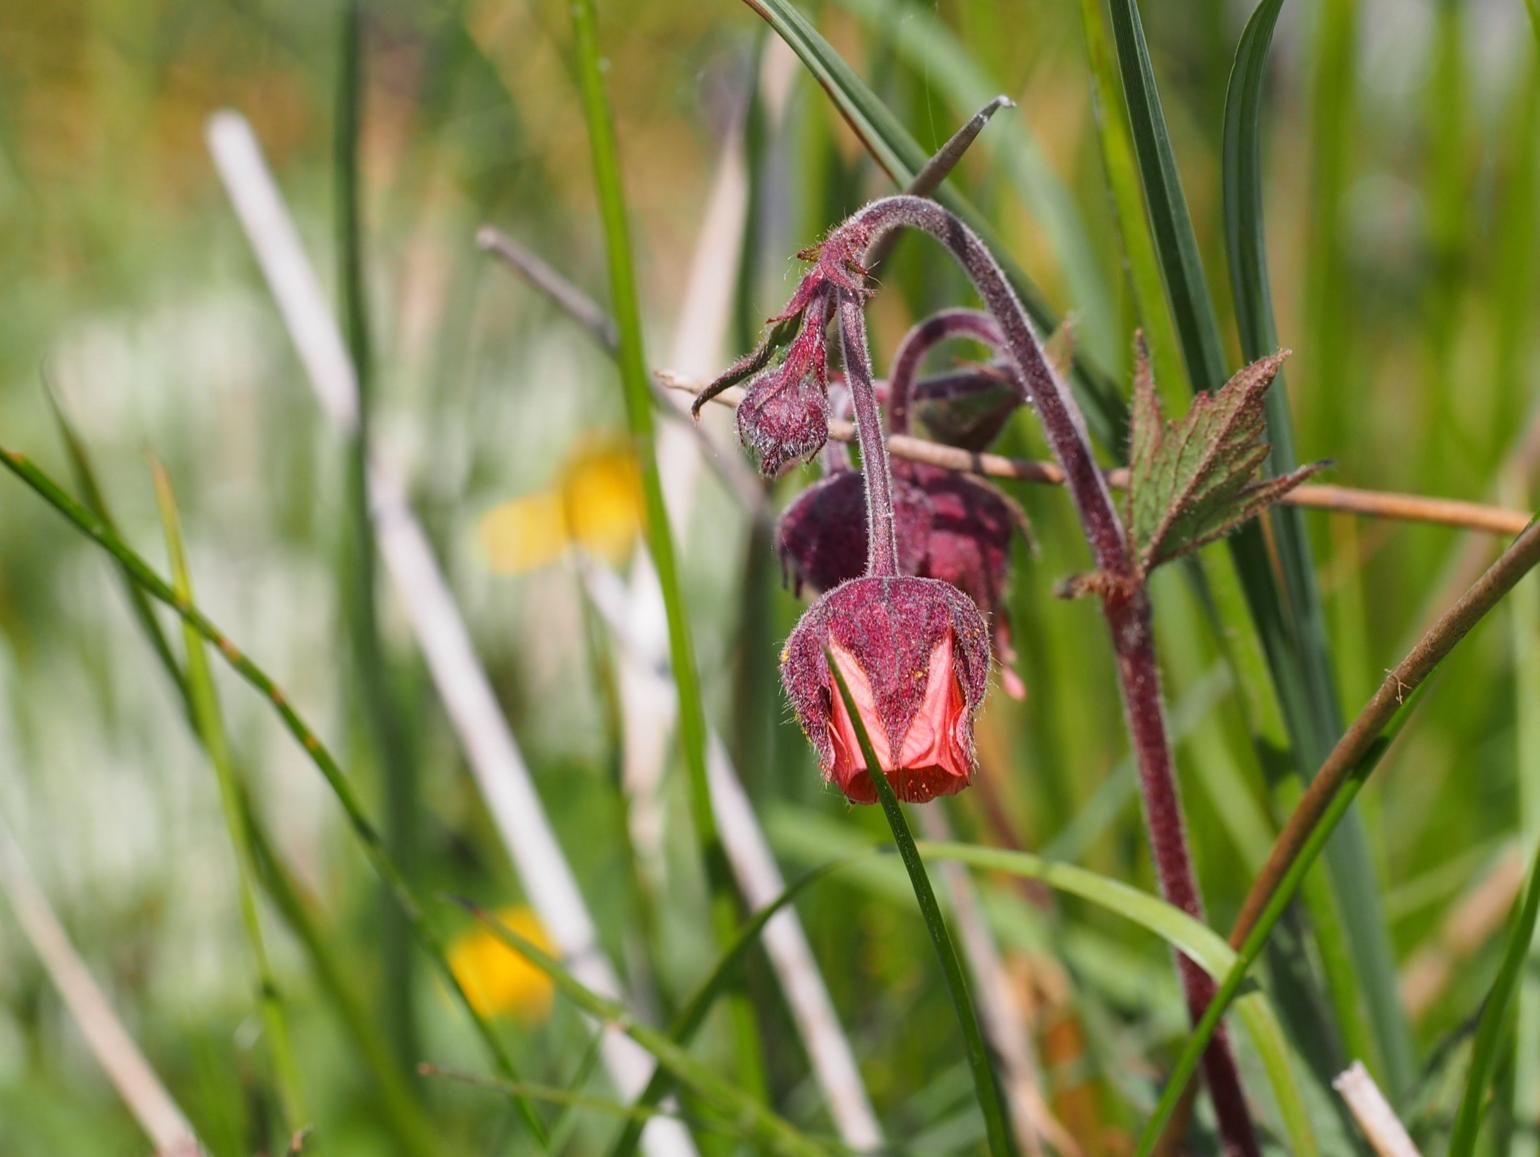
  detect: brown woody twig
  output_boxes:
[669,376,1532,537]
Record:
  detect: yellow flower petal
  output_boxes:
[479,491,570,574]
[447,906,556,1023]
[562,446,644,563]
[478,440,644,575]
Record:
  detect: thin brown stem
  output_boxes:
[670,380,1532,536]
[1229,516,1540,949]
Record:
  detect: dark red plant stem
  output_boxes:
[837,289,900,578]
[887,308,1004,435]
[829,195,1258,1156]
[1108,589,1256,1157]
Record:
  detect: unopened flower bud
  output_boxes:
[736,364,830,478]
[909,366,1021,451]
[776,471,932,596]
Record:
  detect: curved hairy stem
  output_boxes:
[887,308,1007,434]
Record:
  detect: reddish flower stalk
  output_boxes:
[886,308,1009,436]
[821,196,1258,1156]
[837,289,900,577]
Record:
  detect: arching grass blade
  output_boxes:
[0,442,547,1145]
[151,462,307,1141]
[457,901,832,1157]
[1449,840,1540,1154]
[827,662,1017,1157]
[1109,0,1411,1089]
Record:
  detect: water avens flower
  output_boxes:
[713,193,1266,1152]
[781,575,990,804]
[772,289,995,804]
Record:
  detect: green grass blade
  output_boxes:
[607,862,847,1157]
[334,0,419,1075]
[1132,733,1392,1155]
[914,842,1316,1156]
[1220,0,1380,1081]
[828,0,1115,365]
[461,902,832,1157]
[740,0,1127,448]
[40,392,439,1155]
[1110,0,1412,1089]
[758,809,1317,1150]
[547,1029,610,1153]
[1450,840,1540,1154]
[569,0,767,1102]
[1077,0,1186,400]
[243,811,441,1157]
[1143,515,1540,1144]
[1104,0,1226,389]
[42,380,185,693]
[1222,0,1286,370]
[1512,521,1540,1157]
[424,1068,690,1129]
[151,462,307,1140]
[827,663,1016,1157]
[0,443,547,1145]
[1221,0,1408,1089]
[1077,0,1351,1083]
[428,1064,791,1144]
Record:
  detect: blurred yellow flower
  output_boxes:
[448,906,556,1023]
[479,440,644,573]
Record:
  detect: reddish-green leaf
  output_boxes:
[1127,346,1321,571]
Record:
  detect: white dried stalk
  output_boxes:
[582,564,884,1150]
[205,109,695,1157]
[0,809,201,1156]
[1333,1062,1421,1157]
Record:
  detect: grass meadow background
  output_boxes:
[0,0,1537,1153]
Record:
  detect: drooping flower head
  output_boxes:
[776,470,933,597]
[772,306,1033,696]
[781,576,991,804]
[705,220,1011,804]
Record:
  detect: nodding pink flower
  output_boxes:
[780,576,991,804]
[776,471,932,597]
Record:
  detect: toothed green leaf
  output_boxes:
[1128,347,1321,571]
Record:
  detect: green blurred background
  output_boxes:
[0,0,1537,1153]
